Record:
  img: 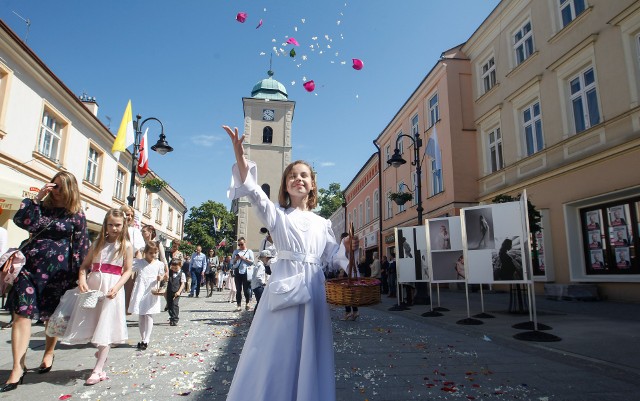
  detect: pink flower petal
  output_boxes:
[352,58,364,70]
[286,37,300,46]
[303,80,315,92]
[59,396,72,400]
[256,19,263,29]
[236,12,247,23]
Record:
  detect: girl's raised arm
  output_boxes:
[223,125,249,183]
[77,247,95,293]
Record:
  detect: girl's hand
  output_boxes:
[34,183,57,203]
[222,125,245,158]
[78,281,90,293]
[106,287,118,299]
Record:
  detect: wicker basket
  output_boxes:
[325,277,381,306]
[325,223,381,307]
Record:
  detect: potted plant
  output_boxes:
[141,177,168,193]
[388,191,413,205]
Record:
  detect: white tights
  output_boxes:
[138,314,154,343]
[94,345,109,373]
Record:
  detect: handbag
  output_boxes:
[267,271,311,312]
[80,264,104,309]
[45,288,78,337]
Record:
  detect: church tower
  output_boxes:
[233,70,295,250]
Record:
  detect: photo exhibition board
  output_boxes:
[426,216,465,283]
[394,226,429,283]
[461,201,529,284]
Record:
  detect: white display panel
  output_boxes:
[394,226,429,283]
[426,216,465,283]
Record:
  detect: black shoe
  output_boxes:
[140,342,148,350]
[188,294,194,298]
[38,355,54,374]
[136,342,142,349]
[0,370,25,392]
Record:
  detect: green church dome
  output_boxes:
[251,70,288,100]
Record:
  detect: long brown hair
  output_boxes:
[43,171,82,214]
[92,209,130,260]
[277,160,318,210]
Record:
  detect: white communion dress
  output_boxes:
[226,161,344,401]
[128,258,164,315]
[62,241,128,346]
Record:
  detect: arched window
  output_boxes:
[261,183,271,199]
[263,126,273,143]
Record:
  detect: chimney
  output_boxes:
[79,93,99,116]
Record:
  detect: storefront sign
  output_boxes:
[385,234,395,244]
[364,232,378,248]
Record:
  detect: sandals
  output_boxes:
[340,313,353,321]
[85,371,107,385]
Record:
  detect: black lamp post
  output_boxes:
[127,114,174,206]
[387,133,423,224]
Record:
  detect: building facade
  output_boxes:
[0,20,186,247]
[462,0,640,301]
[233,71,295,250]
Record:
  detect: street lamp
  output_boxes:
[387,133,423,224]
[127,114,174,206]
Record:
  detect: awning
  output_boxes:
[0,164,45,214]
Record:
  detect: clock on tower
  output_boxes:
[262,109,275,121]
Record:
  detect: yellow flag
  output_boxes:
[112,100,134,159]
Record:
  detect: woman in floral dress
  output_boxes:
[1,171,89,392]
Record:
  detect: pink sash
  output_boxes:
[92,262,122,276]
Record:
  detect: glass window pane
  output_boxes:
[535,120,544,150]
[570,77,581,94]
[573,98,586,132]
[562,7,572,26]
[575,0,585,15]
[533,102,540,116]
[587,88,600,125]
[524,108,531,122]
[584,68,595,86]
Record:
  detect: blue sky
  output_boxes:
[1,0,499,213]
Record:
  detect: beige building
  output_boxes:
[374,45,480,259]
[462,0,640,301]
[0,20,186,247]
[232,71,295,250]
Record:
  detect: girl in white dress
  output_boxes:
[62,209,133,385]
[223,125,351,401]
[128,241,164,350]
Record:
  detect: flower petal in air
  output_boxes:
[303,80,315,92]
[286,37,300,46]
[256,19,263,29]
[236,12,247,23]
[352,58,364,70]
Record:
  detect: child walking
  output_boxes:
[223,125,351,401]
[128,241,164,350]
[62,209,133,385]
[165,259,185,326]
[226,263,237,303]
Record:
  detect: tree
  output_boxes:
[182,200,236,257]
[317,182,344,219]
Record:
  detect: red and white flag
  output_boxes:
[137,128,149,176]
[216,238,227,249]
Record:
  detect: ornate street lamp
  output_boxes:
[127,115,174,206]
[387,134,423,224]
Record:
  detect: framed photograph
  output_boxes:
[491,236,524,281]
[608,206,627,227]
[585,210,601,230]
[589,249,605,270]
[587,230,602,249]
[611,227,629,247]
[464,207,495,250]
[615,247,631,269]
[428,220,451,250]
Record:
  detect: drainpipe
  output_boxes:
[373,140,383,258]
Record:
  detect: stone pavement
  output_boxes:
[0,287,638,400]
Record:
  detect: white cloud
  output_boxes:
[320,162,335,167]
[191,135,222,147]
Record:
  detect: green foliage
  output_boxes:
[388,192,413,203]
[317,182,344,219]
[141,177,167,189]
[182,200,236,257]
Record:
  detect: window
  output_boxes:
[85,146,100,185]
[176,215,182,235]
[373,189,379,219]
[411,114,419,138]
[167,208,174,230]
[488,127,504,172]
[523,101,544,156]
[482,57,496,93]
[143,191,151,215]
[261,183,271,199]
[263,126,273,143]
[352,208,357,227]
[365,197,371,224]
[385,145,391,165]
[386,192,393,219]
[155,199,163,224]
[38,111,63,161]
[115,169,126,200]
[358,203,363,228]
[428,93,439,126]
[396,131,404,154]
[570,67,600,133]
[397,182,406,213]
[514,21,534,65]
[431,159,443,195]
[560,0,586,28]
